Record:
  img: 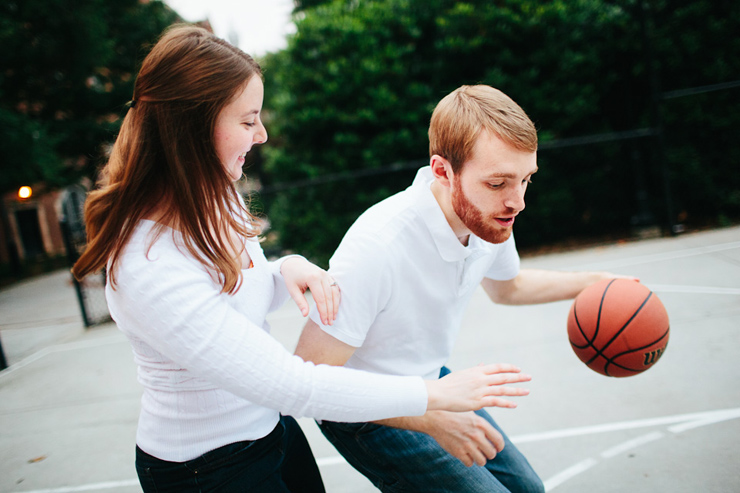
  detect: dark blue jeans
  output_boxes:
[318,367,544,493]
[135,415,324,492]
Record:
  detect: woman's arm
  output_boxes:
[111,245,519,421]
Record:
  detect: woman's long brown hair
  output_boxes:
[72,25,262,294]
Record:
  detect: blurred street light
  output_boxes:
[18,186,32,200]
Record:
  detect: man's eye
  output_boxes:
[243,122,255,127]
[487,183,503,189]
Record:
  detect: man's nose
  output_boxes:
[504,184,526,212]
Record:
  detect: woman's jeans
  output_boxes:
[318,367,545,493]
[135,415,324,492]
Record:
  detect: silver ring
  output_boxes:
[329,281,338,287]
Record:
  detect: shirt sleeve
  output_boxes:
[484,234,521,281]
[109,241,427,423]
[309,233,393,347]
[267,254,304,313]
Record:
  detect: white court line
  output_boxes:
[316,455,347,467]
[17,479,139,493]
[599,431,664,459]
[509,407,740,443]
[15,408,740,493]
[646,284,740,295]
[0,334,125,380]
[668,408,740,434]
[542,408,740,491]
[565,240,740,271]
[543,458,599,492]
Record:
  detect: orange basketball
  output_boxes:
[567,279,669,377]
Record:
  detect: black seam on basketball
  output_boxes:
[604,326,671,376]
[585,289,653,366]
[593,279,617,345]
[609,329,670,365]
[572,280,617,353]
[570,299,592,349]
[604,361,642,376]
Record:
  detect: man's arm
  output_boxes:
[294,318,357,366]
[295,318,510,467]
[482,268,637,305]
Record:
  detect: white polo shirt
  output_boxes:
[310,166,520,380]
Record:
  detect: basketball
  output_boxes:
[567,279,669,377]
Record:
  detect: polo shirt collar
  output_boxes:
[411,167,479,262]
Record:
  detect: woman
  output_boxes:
[72,25,530,492]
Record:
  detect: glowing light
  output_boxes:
[18,186,32,199]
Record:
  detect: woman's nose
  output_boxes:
[255,123,268,145]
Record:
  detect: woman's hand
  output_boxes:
[425,364,531,412]
[280,257,340,326]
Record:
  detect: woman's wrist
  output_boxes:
[276,254,306,276]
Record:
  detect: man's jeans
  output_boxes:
[135,415,324,492]
[319,367,544,493]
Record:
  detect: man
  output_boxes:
[295,85,624,492]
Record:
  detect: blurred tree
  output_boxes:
[261,0,739,263]
[0,0,179,194]
[647,0,740,228]
[292,0,335,12]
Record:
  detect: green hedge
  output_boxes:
[259,0,739,265]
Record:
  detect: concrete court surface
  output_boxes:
[0,225,738,493]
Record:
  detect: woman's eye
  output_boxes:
[243,122,255,127]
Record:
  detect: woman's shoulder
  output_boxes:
[118,220,199,276]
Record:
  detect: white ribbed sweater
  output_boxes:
[106,220,427,462]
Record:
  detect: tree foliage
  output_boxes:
[261,0,739,264]
[0,0,179,193]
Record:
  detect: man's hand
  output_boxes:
[378,411,504,467]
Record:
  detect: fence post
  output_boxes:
[0,336,7,370]
[59,219,91,327]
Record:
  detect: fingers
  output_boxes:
[486,373,532,386]
[480,385,530,408]
[483,422,505,454]
[479,396,519,409]
[467,448,488,467]
[331,282,340,319]
[478,363,524,375]
[311,278,331,326]
[460,419,500,467]
[286,283,309,317]
[310,276,340,326]
[472,420,499,462]
[324,277,340,322]
[489,386,531,396]
[476,363,531,387]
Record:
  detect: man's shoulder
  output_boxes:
[346,189,424,246]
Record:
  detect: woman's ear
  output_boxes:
[430,154,453,188]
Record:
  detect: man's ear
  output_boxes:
[430,155,453,188]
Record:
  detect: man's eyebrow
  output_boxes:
[485,167,539,179]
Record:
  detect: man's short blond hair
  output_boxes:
[429,85,537,172]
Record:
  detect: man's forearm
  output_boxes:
[372,414,433,432]
[483,269,629,305]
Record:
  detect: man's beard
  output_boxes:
[451,178,514,245]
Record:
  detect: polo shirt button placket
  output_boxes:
[456,261,466,297]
